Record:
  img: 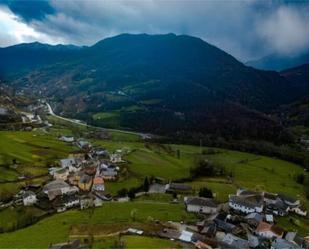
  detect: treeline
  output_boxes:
[153,135,309,170]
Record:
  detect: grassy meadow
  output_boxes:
[0,114,309,246]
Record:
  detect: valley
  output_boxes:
[0,106,308,248]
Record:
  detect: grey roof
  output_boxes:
[43,180,70,192]
[248,235,260,248]
[186,197,217,208]
[60,158,76,168]
[80,174,92,184]
[222,233,248,249]
[264,192,278,200]
[229,194,263,208]
[168,183,192,191]
[245,213,263,222]
[278,194,298,204]
[285,232,297,242]
[101,169,117,177]
[0,107,8,115]
[23,191,36,198]
[272,238,302,249]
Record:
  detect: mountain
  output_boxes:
[0,42,82,77]
[2,33,307,143]
[246,52,309,71]
[279,64,309,132]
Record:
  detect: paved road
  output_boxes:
[45,102,149,137]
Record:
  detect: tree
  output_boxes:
[199,187,213,198]
[143,177,150,192]
[117,188,128,197]
[296,173,305,185]
[128,188,136,200]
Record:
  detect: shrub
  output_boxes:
[199,187,213,198]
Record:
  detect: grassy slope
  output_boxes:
[0,202,194,248]
[122,235,182,249]
[0,131,76,200]
[1,116,309,244]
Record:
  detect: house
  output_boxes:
[265,214,274,223]
[214,214,236,233]
[184,197,218,214]
[60,158,80,173]
[84,166,97,176]
[80,195,94,210]
[245,212,263,227]
[43,180,78,200]
[248,234,260,248]
[278,194,300,209]
[198,222,217,237]
[221,233,248,249]
[100,168,118,180]
[255,221,284,239]
[264,192,278,205]
[165,183,192,193]
[110,153,123,163]
[271,238,302,249]
[179,230,194,242]
[53,168,69,181]
[92,176,105,191]
[229,193,264,213]
[76,139,91,150]
[266,199,289,216]
[62,195,80,208]
[78,173,93,191]
[290,206,307,216]
[22,191,37,206]
[53,194,80,210]
[59,135,74,143]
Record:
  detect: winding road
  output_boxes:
[45,102,149,138]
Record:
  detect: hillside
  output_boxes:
[246,52,309,71]
[2,34,308,143]
[0,42,82,77]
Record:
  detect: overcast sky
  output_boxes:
[0,0,309,61]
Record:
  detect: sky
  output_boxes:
[0,0,309,61]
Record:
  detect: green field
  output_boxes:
[0,202,194,248]
[121,235,182,249]
[0,131,76,200]
[0,131,75,166]
[1,115,309,244]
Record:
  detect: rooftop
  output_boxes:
[185,197,217,208]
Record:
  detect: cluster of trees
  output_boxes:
[295,173,309,200]
[198,187,213,198]
[190,159,225,179]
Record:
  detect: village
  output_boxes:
[3,130,306,249]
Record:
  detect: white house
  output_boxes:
[229,193,264,214]
[290,206,307,216]
[185,197,218,214]
[110,153,123,163]
[229,195,264,213]
[22,191,37,206]
[59,135,74,143]
[43,180,78,200]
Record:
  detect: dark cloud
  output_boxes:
[2,0,54,21]
[1,0,309,61]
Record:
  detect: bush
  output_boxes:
[117,188,128,197]
[304,177,309,200]
[296,173,305,185]
[199,187,213,198]
[128,188,137,200]
[190,159,225,178]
